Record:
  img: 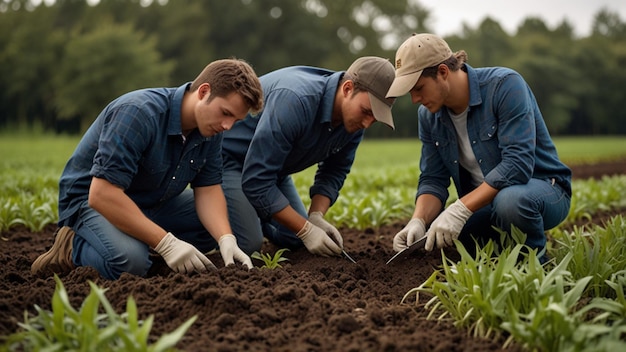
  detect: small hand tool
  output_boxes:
[385,235,427,265]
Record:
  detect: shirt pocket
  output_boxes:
[188,157,207,173]
[176,156,208,186]
[430,137,454,165]
[479,116,498,141]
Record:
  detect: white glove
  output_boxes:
[296,221,342,257]
[308,211,344,248]
[154,232,217,273]
[425,199,473,251]
[219,234,253,269]
[393,218,426,252]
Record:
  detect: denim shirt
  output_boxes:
[416,64,572,205]
[58,83,223,225]
[222,66,363,219]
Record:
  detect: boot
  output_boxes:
[31,226,76,276]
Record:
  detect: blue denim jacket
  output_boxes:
[58,83,223,225]
[416,64,572,205]
[222,66,363,219]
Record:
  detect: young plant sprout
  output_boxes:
[250,248,290,269]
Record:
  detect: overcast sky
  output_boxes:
[419,0,626,37]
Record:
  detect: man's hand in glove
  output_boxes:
[308,211,344,248]
[393,218,426,252]
[219,234,253,269]
[425,199,473,251]
[154,232,217,273]
[296,221,342,257]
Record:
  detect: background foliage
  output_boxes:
[1,0,625,137]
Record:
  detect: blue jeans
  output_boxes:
[70,189,217,280]
[459,178,571,260]
[221,168,307,255]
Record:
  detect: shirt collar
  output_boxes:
[317,71,343,125]
[465,64,483,107]
[167,83,189,136]
[167,83,212,142]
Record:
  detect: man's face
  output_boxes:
[408,74,447,113]
[195,91,249,137]
[341,90,377,134]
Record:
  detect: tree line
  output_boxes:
[1,0,625,137]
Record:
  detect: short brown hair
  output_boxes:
[421,50,468,79]
[340,73,368,96]
[190,58,263,114]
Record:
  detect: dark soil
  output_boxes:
[1,160,625,351]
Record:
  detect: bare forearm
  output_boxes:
[273,206,307,233]
[88,177,165,248]
[308,194,331,215]
[267,193,334,233]
[459,182,499,212]
[194,185,233,241]
[412,194,443,225]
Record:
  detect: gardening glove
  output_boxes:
[218,234,253,269]
[308,211,344,248]
[154,232,217,273]
[425,199,473,251]
[296,221,342,257]
[393,218,426,252]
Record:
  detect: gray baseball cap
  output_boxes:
[346,56,396,129]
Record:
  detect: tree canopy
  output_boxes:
[0,0,624,136]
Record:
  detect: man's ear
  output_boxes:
[437,64,449,79]
[341,80,353,97]
[198,83,211,100]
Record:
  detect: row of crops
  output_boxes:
[5,165,623,234]
[2,135,625,233]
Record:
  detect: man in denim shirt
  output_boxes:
[222,57,396,257]
[32,59,263,280]
[386,34,571,260]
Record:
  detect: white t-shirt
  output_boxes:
[449,107,484,188]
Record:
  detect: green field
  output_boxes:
[297,136,626,181]
[355,136,626,166]
[1,135,625,177]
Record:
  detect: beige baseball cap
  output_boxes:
[386,33,452,98]
[346,56,396,130]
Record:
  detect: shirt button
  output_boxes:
[472,140,476,144]
[172,176,176,180]
[190,159,194,164]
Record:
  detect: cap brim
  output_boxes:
[369,92,394,130]
[385,71,421,98]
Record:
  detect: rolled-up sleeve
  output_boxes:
[91,104,152,190]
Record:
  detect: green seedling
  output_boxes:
[251,248,290,269]
[1,275,196,352]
